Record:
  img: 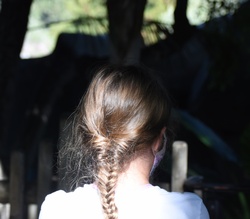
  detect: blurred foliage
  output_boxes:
[24,0,175,57]
[30,0,174,23]
[24,0,245,58]
[144,0,174,21]
[69,0,175,21]
[198,0,240,21]
[68,0,107,18]
[63,17,108,35]
[24,0,171,57]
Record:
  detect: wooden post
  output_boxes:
[37,140,53,217]
[171,141,188,192]
[10,151,24,219]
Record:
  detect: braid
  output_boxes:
[97,157,119,219]
[94,139,120,219]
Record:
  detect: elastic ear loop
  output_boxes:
[150,133,167,176]
[155,133,167,154]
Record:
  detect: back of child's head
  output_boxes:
[60,64,172,219]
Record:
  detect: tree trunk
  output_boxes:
[173,0,194,44]
[0,0,33,173]
[107,0,147,65]
[0,0,33,93]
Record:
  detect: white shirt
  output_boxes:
[39,184,210,219]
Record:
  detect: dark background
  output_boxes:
[0,0,250,218]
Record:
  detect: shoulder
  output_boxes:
[39,190,70,219]
[39,184,102,219]
[138,185,210,219]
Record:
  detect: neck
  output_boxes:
[116,149,154,190]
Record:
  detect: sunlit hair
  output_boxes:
[59,64,172,219]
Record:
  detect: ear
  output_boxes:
[152,127,166,154]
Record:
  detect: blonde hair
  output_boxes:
[59,65,171,219]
